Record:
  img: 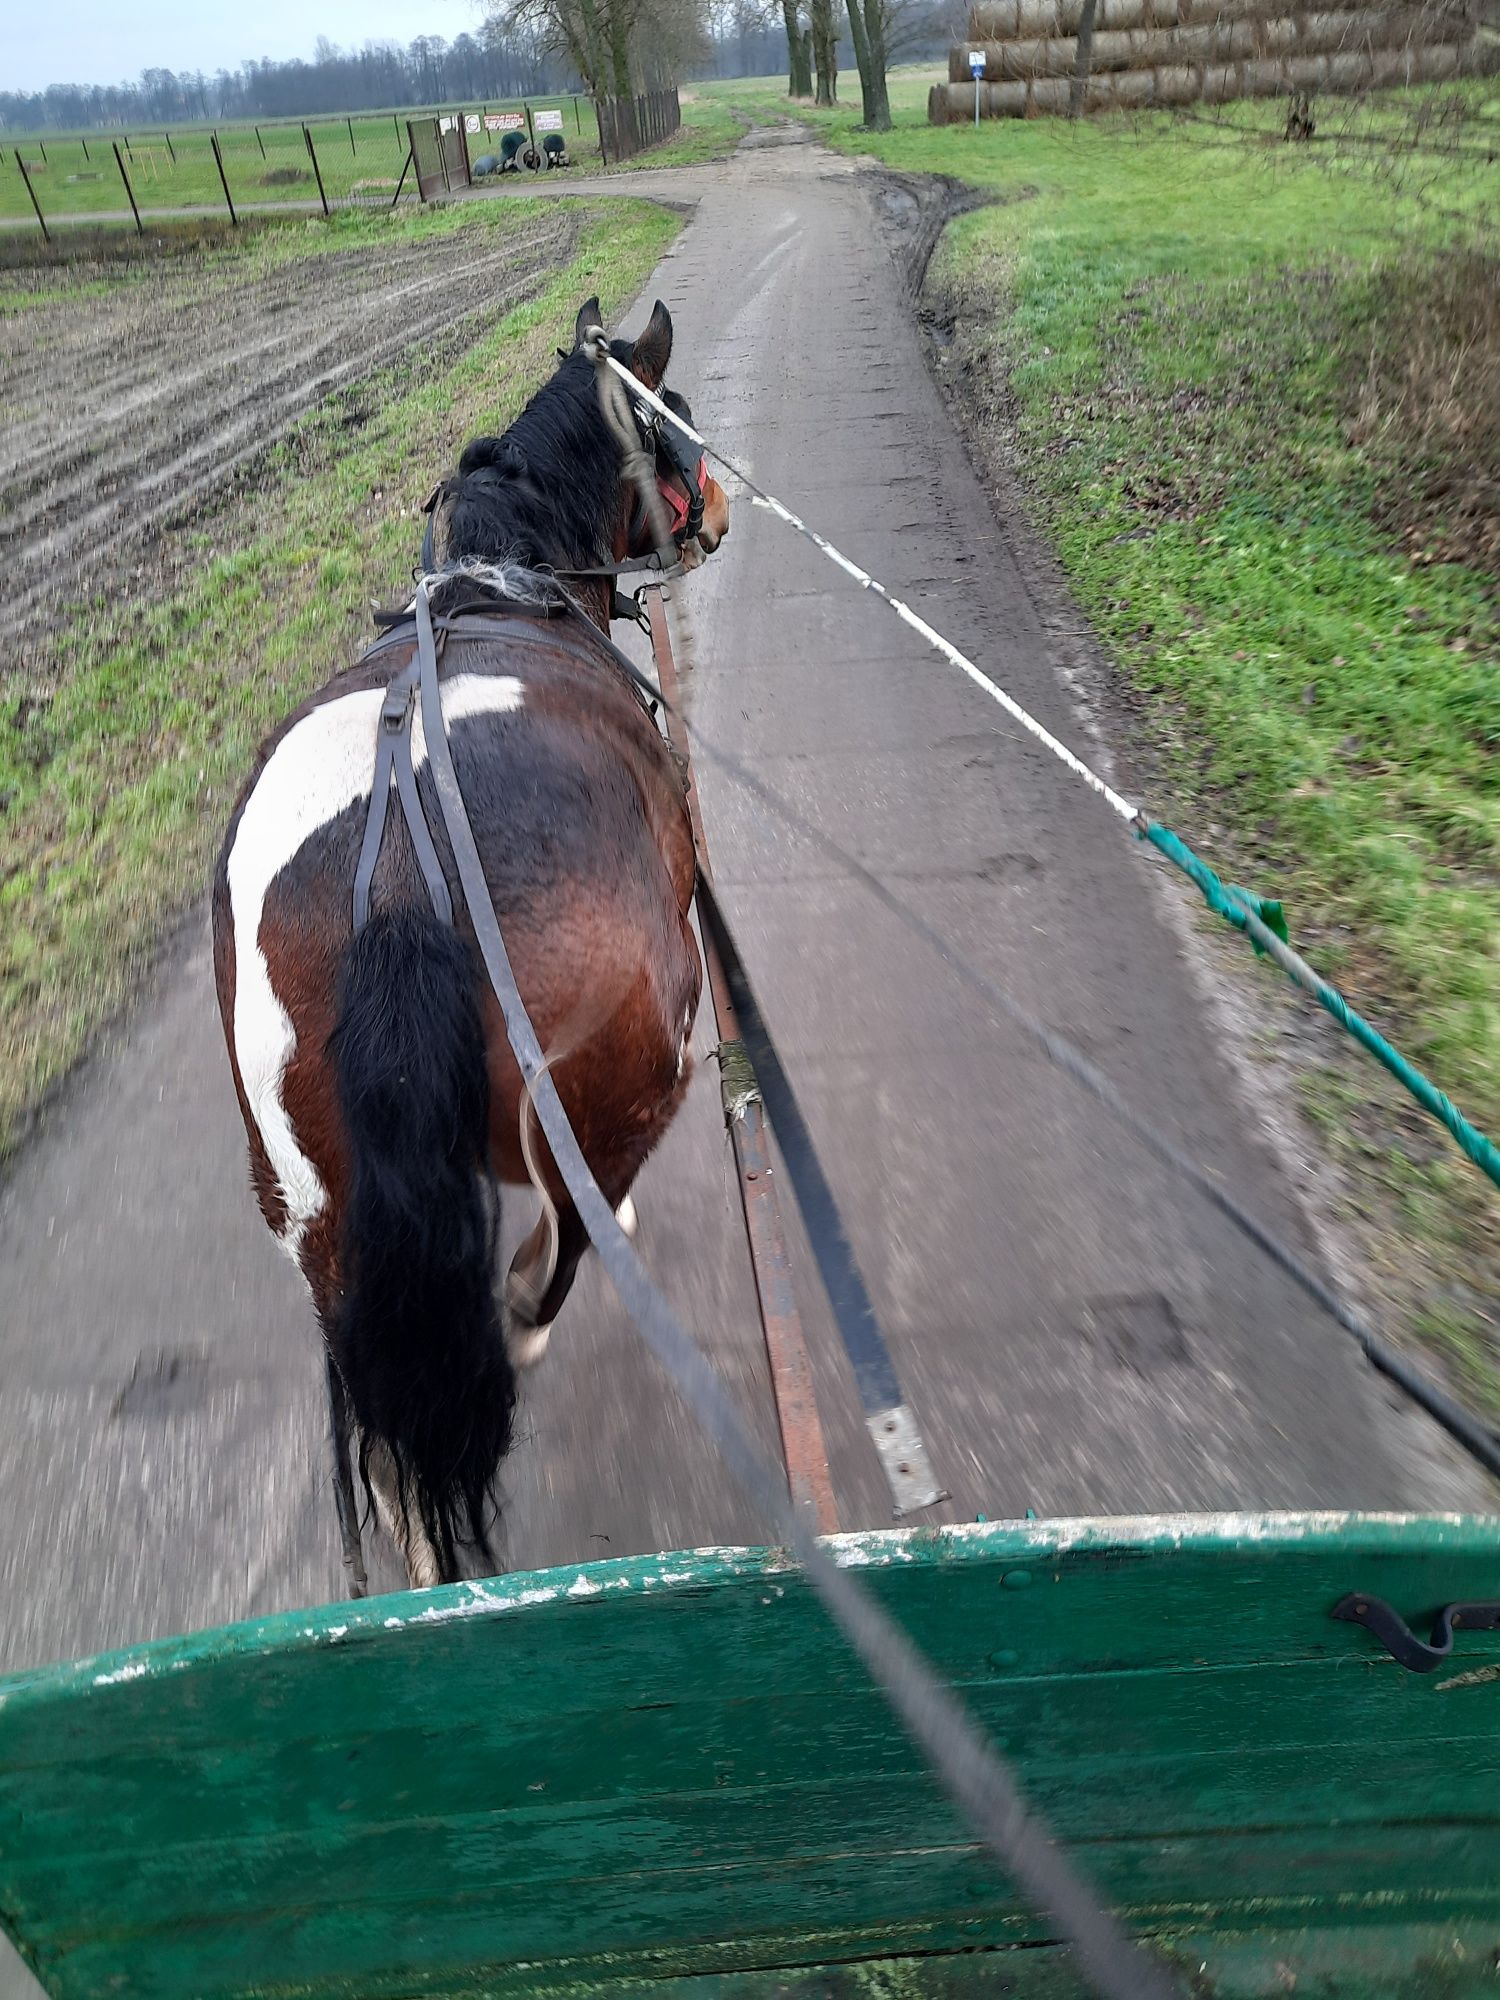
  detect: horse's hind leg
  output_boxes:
[505,1202,590,1369]
[325,1351,368,1599]
[364,1439,446,1591]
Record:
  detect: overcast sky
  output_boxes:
[9,1,488,93]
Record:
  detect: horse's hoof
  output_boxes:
[616,1194,639,1240]
[511,1321,553,1370]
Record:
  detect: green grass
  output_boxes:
[0,197,678,1152]
[2,89,743,229]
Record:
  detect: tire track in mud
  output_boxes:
[0,213,580,654]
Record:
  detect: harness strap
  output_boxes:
[351,657,454,934]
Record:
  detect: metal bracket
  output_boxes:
[1331,1592,1500,1673]
[869,1403,947,1517]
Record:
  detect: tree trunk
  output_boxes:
[811,0,838,104]
[782,0,813,95]
[574,0,610,97]
[604,0,634,100]
[1068,0,1098,116]
[844,0,891,128]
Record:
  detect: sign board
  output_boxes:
[438,115,455,132]
[535,108,564,131]
[485,111,525,130]
[968,48,986,73]
[464,113,481,133]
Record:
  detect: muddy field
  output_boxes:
[0,210,580,656]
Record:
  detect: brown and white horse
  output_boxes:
[212,299,729,1588]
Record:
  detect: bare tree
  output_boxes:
[488,0,707,96]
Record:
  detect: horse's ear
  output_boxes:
[631,300,673,390]
[573,297,604,350]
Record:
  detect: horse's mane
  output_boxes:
[437,341,636,574]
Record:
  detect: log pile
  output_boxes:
[931,0,1499,116]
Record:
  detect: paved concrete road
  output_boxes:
[0,129,1474,1698]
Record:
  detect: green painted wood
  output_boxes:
[0,1514,1497,1997]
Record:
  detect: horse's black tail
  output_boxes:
[328,907,515,1580]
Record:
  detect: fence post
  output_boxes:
[393,112,402,142]
[164,129,176,163]
[211,130,237,225]
[255,124,266,159]
[302,123,330,215]
[347,115,356,155]
[15,152,49,242]
[81,135,90,162]
[574,94,582,131]
[38,140,48,165]
[112,140,143,234]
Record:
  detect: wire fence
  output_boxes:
[2,97,599,235]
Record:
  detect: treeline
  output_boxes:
[0,4,957,134]
[0,29,571,133]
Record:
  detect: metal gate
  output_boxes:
[407,116,472,199]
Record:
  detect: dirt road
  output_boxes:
[0,127,1479,1685]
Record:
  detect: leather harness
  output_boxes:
[350,588,667,940]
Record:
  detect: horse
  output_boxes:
[212,297,730,1590]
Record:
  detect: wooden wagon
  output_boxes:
[1,1510,1497,1998]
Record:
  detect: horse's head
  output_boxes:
[424,299,728,607]
[570,297,731,569]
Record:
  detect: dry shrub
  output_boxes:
[1350,243,1500,577]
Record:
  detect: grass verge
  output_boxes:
[0,197,677,1156]
[707,69,1500,1395]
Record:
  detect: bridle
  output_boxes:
[418,391,709,617]
[626,394,707,551]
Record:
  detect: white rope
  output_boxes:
[596,351,1142,827]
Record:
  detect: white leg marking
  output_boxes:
[616,1193,638,1240]
[226,674,524,1258]
[368,1439,447,1589]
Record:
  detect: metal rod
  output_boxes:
[347,114,357,155]
[390,144,414,208]
[15,151,48,242]
[210,131,237,225]
[645,586,840,1534]
[111,140,142,234]
[163,128,176,163]
[255,123,265,159]
[406,120,428,203]
[303,122,329,215]
[81,135,90,161]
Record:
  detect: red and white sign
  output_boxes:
[485,111,525,131]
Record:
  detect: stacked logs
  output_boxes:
[930,0,1499,116]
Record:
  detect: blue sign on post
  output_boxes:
[968,47,985,125]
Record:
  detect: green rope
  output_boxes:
[1139,819,1500,1195]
